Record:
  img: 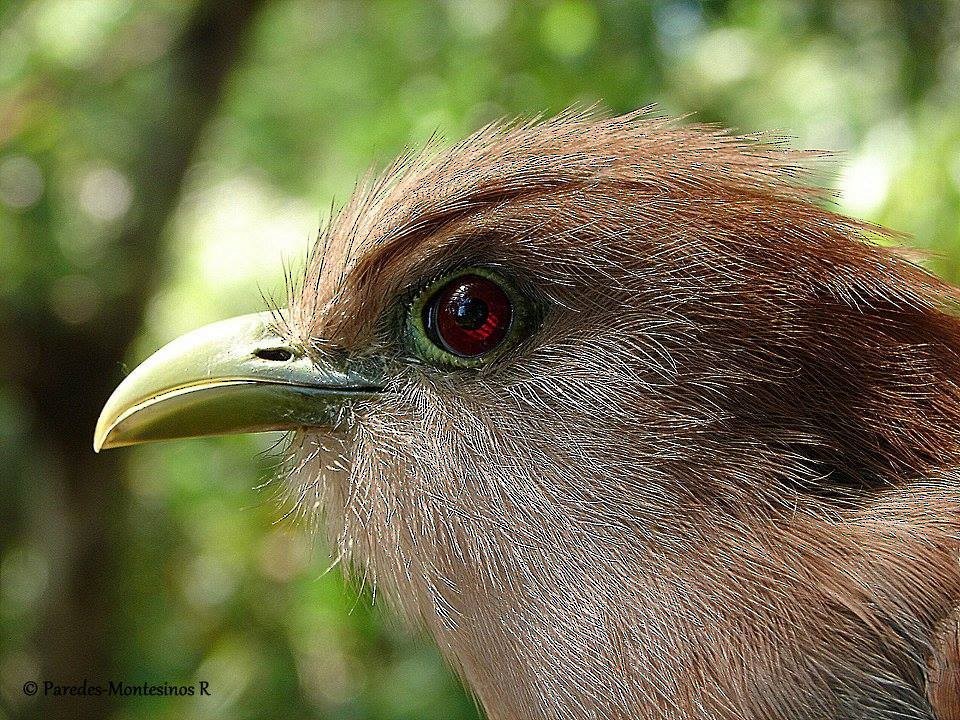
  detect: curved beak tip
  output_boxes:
[92,426,107,453]
[93,377,159,452]
[93,409,120,452]
[92,311,381,453]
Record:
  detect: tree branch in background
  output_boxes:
[2,1,267,718]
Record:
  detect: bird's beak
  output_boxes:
[93,311,382,452]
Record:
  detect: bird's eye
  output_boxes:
[423,274,512,358]
[406,268,527,366]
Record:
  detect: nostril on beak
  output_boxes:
[254,347,294,362]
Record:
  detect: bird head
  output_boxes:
[95,113,960,719]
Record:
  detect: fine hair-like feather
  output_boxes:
[278,111,960,720]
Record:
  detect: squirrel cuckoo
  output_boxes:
[95,112,960,719]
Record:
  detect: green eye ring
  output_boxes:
[406,267,528,367]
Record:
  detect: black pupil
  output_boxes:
[452,296,488,330]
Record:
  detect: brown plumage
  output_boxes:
[103,110,960,718]
[266,111,960,719]
[276,111,960,719]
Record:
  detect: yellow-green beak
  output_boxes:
[94,311,382,452]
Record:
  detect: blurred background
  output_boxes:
[1,1,959,718]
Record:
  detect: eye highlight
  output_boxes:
[406,268,528,366]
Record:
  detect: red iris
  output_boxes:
[424,274,512,358]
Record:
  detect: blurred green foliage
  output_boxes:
[1,1,959,719]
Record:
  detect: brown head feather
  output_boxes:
[281,111,960,719]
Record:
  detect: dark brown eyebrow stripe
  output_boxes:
[346,175,645,285]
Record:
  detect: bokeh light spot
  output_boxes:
[0,156,43,210]
[840,154,891,215]
[48,274,103,325]
[540,0,599,59]
[448,0,509,38]
[78,165,133,222]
